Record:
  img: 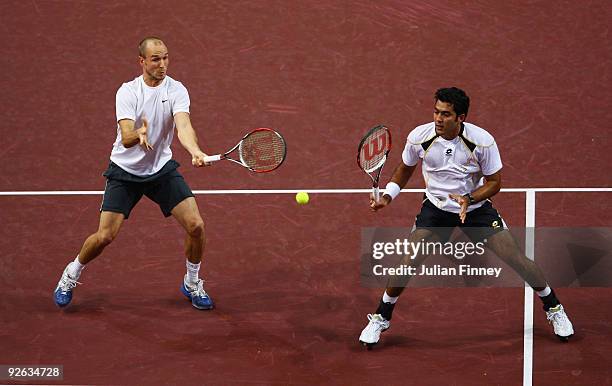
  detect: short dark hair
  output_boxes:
[434,87,470,117]
[138,36,165,58]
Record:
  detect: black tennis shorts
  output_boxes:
[100,160,194,219]
[415,198,505,242]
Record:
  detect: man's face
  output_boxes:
[433,100,465,139]
[140,41,169,82]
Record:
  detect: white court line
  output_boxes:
[523,190,536,386]
[0,187,611,196]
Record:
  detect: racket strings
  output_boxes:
[239,130,286,172]
[359,128,390,172]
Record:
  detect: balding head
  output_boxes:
[138,37,166,58]
[138,37,169,86]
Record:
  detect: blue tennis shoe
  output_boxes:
[180,276,214,310]
[54,266,80,307]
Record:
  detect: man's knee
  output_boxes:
[487,230,521,258]
[97,229,118,246]
[185,217,205,238]
[489,231,538,271]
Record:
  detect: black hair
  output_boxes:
[434,87,470,117]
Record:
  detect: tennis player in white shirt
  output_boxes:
[359,87,574,348]
[54,37,213,311]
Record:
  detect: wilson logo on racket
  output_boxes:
[361,132,389,162]
[357,125,392,201]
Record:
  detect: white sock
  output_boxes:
[382,291,399,304]
[186,260,201,285]
[536,286,551,297]
[67,256,85,279]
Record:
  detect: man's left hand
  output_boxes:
[449,194,469,223]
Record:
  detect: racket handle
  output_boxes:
[203,154,222,163]
[373,186,380,202]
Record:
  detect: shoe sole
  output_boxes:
[557,333,573,342]
[192,303,214,310]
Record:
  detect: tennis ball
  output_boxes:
[295,191,309,205]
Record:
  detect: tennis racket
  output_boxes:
[357,125,392,201]
[203,128,287,173]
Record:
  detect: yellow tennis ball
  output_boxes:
[295,191,309,205]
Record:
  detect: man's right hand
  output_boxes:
[370,193,391,211]
[137,118,153,151]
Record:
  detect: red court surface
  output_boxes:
[2,1,612,385]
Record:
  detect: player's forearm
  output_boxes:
[390,163,416,188]
[121,131,140,148]
[381,163,416,202]
[470,178,501,202]
[177,127,203,156]
[118,119,142,148]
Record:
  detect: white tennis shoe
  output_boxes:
[546,304,574,341]
[359,313,390,349]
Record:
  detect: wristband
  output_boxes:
[384,182,401,200]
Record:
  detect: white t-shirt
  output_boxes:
[402,122,503,213]
[111,75,190,176]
